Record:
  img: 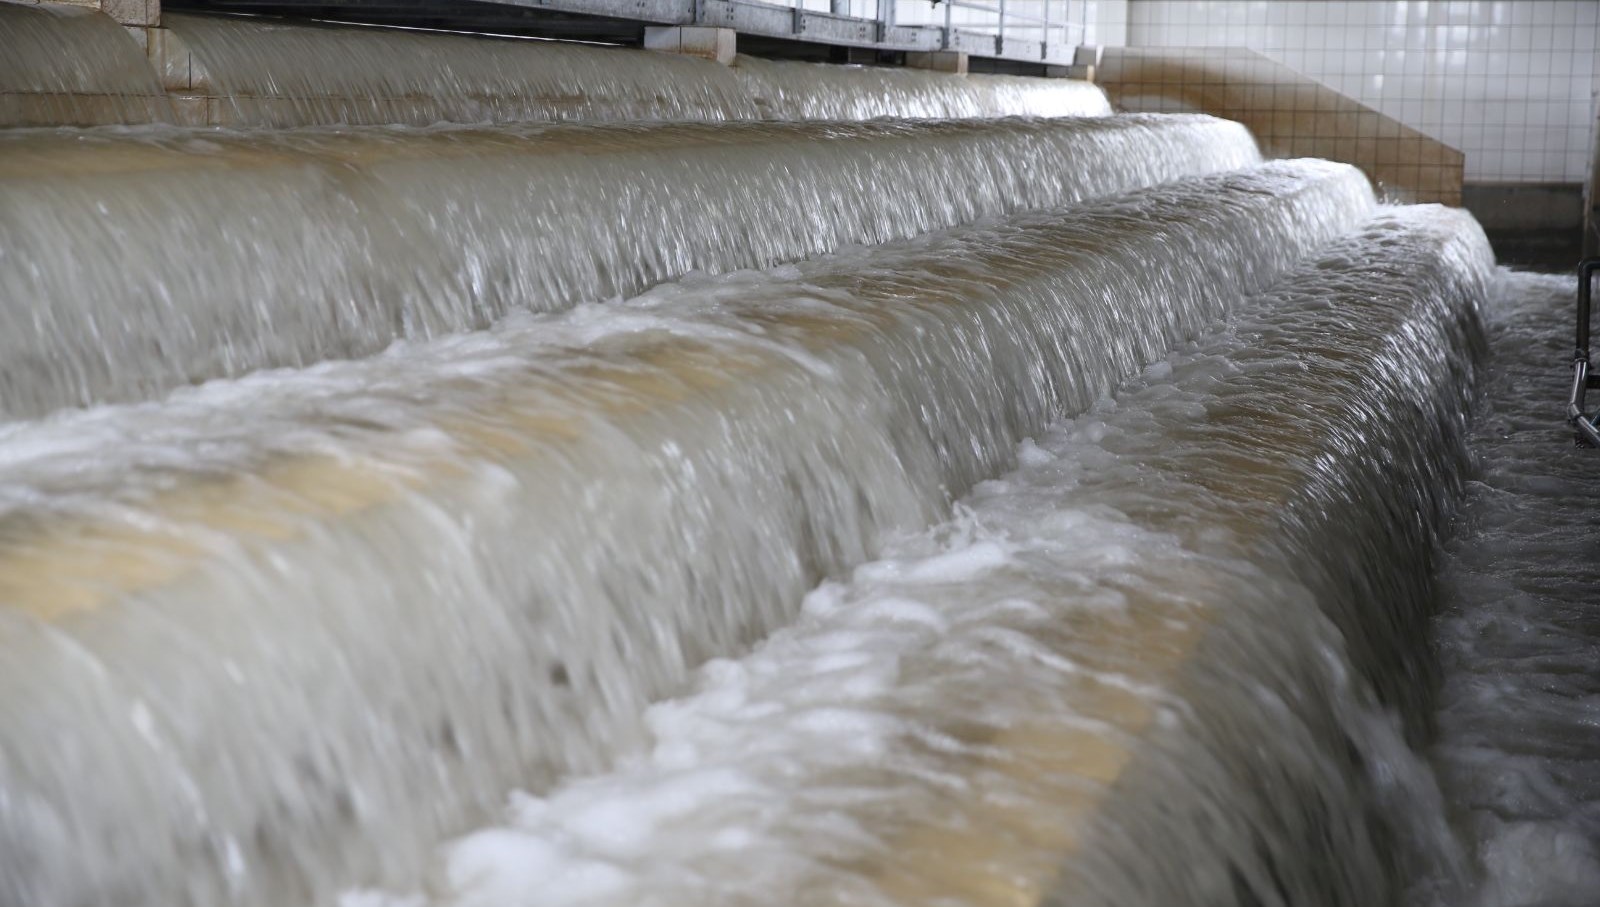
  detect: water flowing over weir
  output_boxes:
[0,8,1110,128]
[156,14,1111,127]
[0,2,173,126]
[1422,271,1600,906]
[0,114,1255,419]
[375,204,1494,907]
[727,56,1112,121]
[158,12,761,126]
[0,161,1375,907]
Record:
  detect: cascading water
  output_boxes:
[728,54,1112,120]
[0,114,1257,419]
[353,203,1493,907]
[0,160,1374,907]
[1420,270,1600,907]
[0,14,1530,905]
[156,14,1113,127]
[159,12,762,126]
[0,9,1111,129]
[0,1,172,125]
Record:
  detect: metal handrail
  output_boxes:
[1569,257,1600,446]
[738,0,1080,61]
[940,0,1054,29]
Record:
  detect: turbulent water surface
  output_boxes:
[0,1,172,125]
[160,15,1113,126]
[0,8,1110,129]
[0,161,1372,907]
[346,203,1494,907]
[0,114,1255,419]
[1,31,1577,905]
[161,12,760,126]
[1424,270,1600,907]
[728,55,1111,120]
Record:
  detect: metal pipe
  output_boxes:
[1578,258,1596,360]
[1041,0,1051,58]
[1570,258,1600,446]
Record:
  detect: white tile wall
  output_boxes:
[1088,0,1131,45]
[1127,0,1600,183]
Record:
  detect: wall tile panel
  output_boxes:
[1126,0,1600,183]
[1099,45,1465,203]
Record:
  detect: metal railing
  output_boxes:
[893,0,1081,58]
[709,0,1092,63]
[1569,257,1600,447]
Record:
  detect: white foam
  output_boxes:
[350,205,1491,907]
[1421,270,1600,907]
[0,115,1258,419]
[0,163,1378,907]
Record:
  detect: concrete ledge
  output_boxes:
[139,23,210,92]
[54,0,158,26]
[1462,182,1585,270]
[1056,44,1102,79]
[643,25,736,65]
[0,90,172,126]
[905,50,968,75]
[1462,181,1583,231]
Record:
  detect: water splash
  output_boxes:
[363,203,1491,907]
[0,160,1372,907]
[1421,270,1600,907]
[729,54,1111,120]
[0,1,172,125]
[0,114,1258,419]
